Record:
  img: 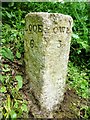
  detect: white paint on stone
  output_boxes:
[24,12,73,112]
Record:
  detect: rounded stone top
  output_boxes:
[25,12,73,28]
[25,12,73,21]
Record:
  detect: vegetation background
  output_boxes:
[0,1,90,119]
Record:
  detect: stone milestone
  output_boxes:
[24,12,73,112]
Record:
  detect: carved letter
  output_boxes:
[53,27,58,34]
[33,25,37,32]
[38,25,43,32]
[29,24,32,31]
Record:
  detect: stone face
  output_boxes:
[24,12,73,112]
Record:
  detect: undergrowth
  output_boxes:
[0,1,90,119]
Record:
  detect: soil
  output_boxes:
[21,79,88,119]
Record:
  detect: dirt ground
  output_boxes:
[22,79,88,119]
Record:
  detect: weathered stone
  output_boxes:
[24,12,73,112]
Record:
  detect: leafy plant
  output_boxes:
[79,106,90,119]
[1,47,14,61]
[15,75,23,90]
[0,86,7,93]
[0,64,28,118]
[68,62,89,99]
[16,51,21,59]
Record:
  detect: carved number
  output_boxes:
[58,40,62,47]
[30,39,34,48]
[29,24,43,32]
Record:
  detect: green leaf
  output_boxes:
[14,101,18,109]
[0,75,6,84]
[82,93,88,98]
[21,20,25,24]
[15,75,23,89]
[3,68,10,72]
[3,64,10,72]
[5,11,11,18]
[8,2,14,7]
[0,86,7,93]
[21,104,28,112]
[1,39,6,43]
[7,95,11,111]
[10,110,17,118]
[80,84,86,89]
[72,33,79,39]
[1,47,14,61]
[16,51,21,59]
[0,74,4,83]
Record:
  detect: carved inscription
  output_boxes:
[53,26,70,34]
[26,24,70,34]
[58,40,62,47]
[29,24,43,32]
[30,39,34,48]
[28,24,70,48]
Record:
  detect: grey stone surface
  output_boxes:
[24,12,73,112]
